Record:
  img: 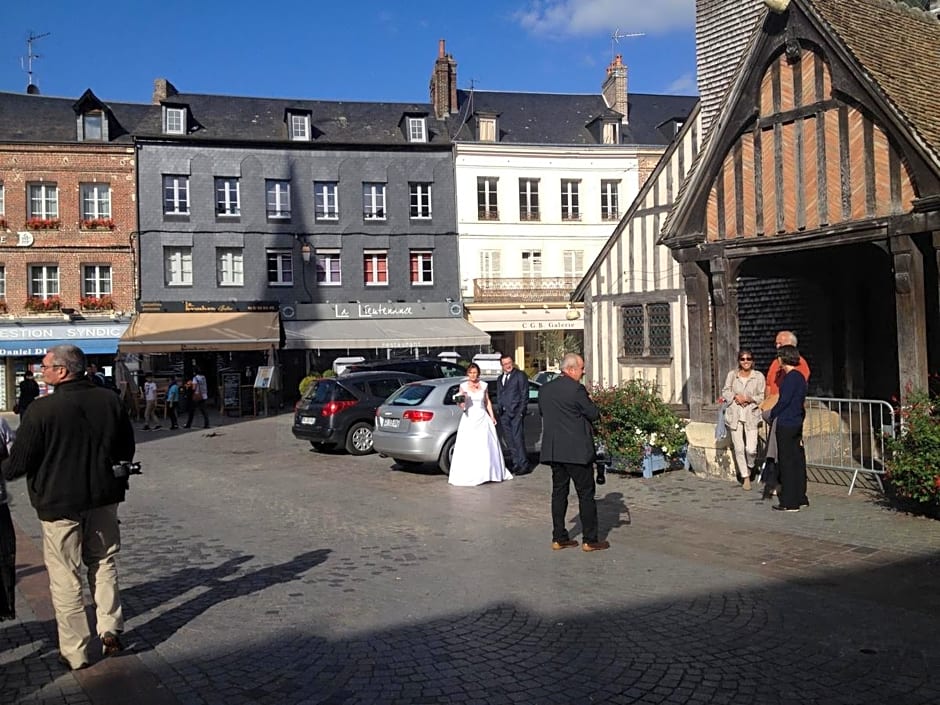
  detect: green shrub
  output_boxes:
[591,379,687,470]
[885,388,939,510]
[298,373,320,396]
[321,369,336,378]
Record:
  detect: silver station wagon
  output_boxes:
[372,376,542,474]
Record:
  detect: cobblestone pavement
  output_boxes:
[2,413,939,704]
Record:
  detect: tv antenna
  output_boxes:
[610,28,644,59]
[21,30,51,90]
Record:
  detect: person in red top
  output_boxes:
[765,331,810,397]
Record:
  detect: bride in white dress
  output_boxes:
[448,363,514,486]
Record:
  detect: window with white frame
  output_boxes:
[477,176,498,220]
[29,264,59,298]
[315,249,341,285]
[80,183,111,220]
[266,180,291,219]
[409,182,432,219]
[82,111,104,141]
[164,107,186,134]
[410,250,433,285]
[363,250,388,285]
[162,175,189,215]
[518,178,539,221]
[215,177,240,216]
[621,302,672,359]
[563,250,584,279]
[314,181,339,220]
[521,250,542,279]
[0,266,6,299]
[601,180,620,221]
[479,250,501,279]
[602,121,620,145]
[362,183,386,220]
[28,183,59,219]
[560,179,580,221]
[289,112,311,141]
[164,247,193,286]
[407,117,427,143]
[216,248,244,286]
[82,264,112,297]
[266,249,293,286]
[479,117,497,142]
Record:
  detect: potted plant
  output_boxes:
[24,295,62,313]
[26,217,61,230]
[884,386,939,518]
[80,218,116,230]
[591,379,687,477]
[80,295,115,311]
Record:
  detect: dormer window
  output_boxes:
[164,106,186,135]
[478,116,497,142]
[289,111,311,141]
[407,117,427,143]
[602,121,620,144]
[82,111,104,141]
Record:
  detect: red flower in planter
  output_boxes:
[26,217,61,230]
[24,295,62,312]
[80,295,115,310]
[80,218,115,230]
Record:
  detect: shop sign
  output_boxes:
[139,300,279,313]
[0,325,126,340]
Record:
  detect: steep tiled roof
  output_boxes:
[0,91,151,143]
[809,0,940,160]
[447,89,697,146]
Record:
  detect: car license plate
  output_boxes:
[300,417,316,425]
[381,417,400,428]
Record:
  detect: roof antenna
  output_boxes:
[610,28,644,60]
[22,30,50,94]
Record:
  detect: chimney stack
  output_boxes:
[430,39,458,119]
[602,55,628,123]
[152,78,179,104]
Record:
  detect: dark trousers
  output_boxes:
[499,409,528,471]
[167,402,179,428]
[551,462,598,543]
[776,424,807,509]
[186,399,209,428]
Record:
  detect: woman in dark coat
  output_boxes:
[0,420,16,620]
[767,345,809,512]
[17,369,40,419]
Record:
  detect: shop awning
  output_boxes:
[283,318,490,350]
[118,312,280,353]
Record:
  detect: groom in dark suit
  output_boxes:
[497,354,531,475]
[538,353,609,552]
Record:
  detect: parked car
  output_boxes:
[292,371,421,455]
[343,358,466,379]
[532,370,560,385]
[373,376,542,474]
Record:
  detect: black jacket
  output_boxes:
[2,377,135,521]
[497,367,528,416]
[538,374,599,465]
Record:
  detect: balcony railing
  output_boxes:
[473,277,579,303]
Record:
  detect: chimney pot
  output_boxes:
[439,39,446,58]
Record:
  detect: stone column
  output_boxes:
[681,260,711,420]
[890,235,929,399]
[709,256,742,400]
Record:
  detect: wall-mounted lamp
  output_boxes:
[565,308,581,321]
[301,242,312,263]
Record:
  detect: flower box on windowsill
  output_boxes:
[80,218,116,231]
[79,296,115,311]
[26,218,61,230]
[24,296,62,313]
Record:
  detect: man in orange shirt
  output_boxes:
[765,330,811,397]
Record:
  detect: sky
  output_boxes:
[0,0,697,105]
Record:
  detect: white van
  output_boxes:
[472,352,503,376]
[332,356,365,375]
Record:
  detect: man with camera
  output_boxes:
[2,344,136,670]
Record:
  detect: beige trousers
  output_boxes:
[728,422,759,478]
[40,503,124,667]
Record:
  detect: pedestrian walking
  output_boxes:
[2,344,136,669]
[142,374,161,430]
[185,367,210,429]
[0,416,16,622]
[166,376,180,429]
[721,349,765,490]
[16,369,40,420]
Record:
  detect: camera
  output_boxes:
[452,393,466,404]
[112,461,142,479]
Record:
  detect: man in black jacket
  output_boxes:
[3,344,135,670]
[538,353,609,552]
[497,354,531,474]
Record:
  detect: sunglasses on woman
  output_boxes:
[739,356,753,361]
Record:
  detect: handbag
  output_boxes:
[192,388,203,401]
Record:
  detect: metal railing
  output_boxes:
[473,277,578,303]
[803,396,895,494]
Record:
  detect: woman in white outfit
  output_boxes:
[448,363,514,486]
[721,349,765,490]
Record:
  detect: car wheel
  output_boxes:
[345,422,374,455]
[310,441,332,452]
[438,435,457,475]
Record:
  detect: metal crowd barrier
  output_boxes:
[802,396,895,495]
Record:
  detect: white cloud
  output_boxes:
[665,72,697,95]
[515,0,694,37]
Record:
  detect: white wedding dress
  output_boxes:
[448,382,513,486]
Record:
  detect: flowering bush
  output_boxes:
[298,372,321,397]
[885,388,939,511]
[591,379,687,470]
[80,295,114,310]
[26,217,61,230]
[80,218,115,230]
[24,296,61,312]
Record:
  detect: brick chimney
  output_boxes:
[152,78,179,104]
[696,0,766,133]
[429,39,458,119]
[601,54,628,123]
